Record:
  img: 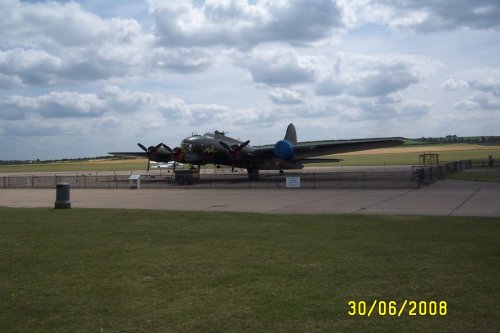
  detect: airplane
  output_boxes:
[149,161,184,169]
[109,123,404,179]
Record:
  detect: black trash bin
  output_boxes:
[55,182,71,209]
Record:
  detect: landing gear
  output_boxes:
[247,167,259,181]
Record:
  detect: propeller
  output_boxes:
[220,140,250,172]
[161,143,173,153]
[137,142,172,171]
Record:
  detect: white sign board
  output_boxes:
[286,176,301,188]
[129,174,141,189]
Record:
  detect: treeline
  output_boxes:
[298,135,500,146]
[0,155,114,165]
[413,135,500,144]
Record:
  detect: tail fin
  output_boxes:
[284,123,297,145]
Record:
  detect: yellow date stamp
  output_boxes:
[347,300,447,317]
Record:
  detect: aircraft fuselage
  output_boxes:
[178,132,257,169]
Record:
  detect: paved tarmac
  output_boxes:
[1,179,499,216]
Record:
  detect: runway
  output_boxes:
[1,179,499,216]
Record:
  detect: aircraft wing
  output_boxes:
[293,139,404,159]
[253,138,403,160]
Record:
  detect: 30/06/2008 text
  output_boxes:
[347,300,447,317]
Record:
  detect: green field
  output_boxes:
[446,167,500,182]
[1,208,498,332]
[0,160,147,173]
[336,150,489,166]
[327,145,500,167]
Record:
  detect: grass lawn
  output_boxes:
[0,208,498,332]
[446,167,500,182]
[0,160,147,173]
[324,144,500,167]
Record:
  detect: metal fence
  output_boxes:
[181,170,418,189]
[412,160,473,185]
[470,156,496,168]
[0,159,480,190]
[0,169,417,190]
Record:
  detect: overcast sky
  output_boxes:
[1,0,499,160]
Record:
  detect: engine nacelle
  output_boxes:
[273,140,295,161]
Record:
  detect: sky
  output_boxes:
[0,0,499,160]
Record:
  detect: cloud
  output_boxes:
[338,96,433,121]
[316,53,437,97]
[0,0,143,49]
[0,90,112,120]
[158,101,279,127]
[149,0,347,49]
[268,88,304,104]
[469,78,500,97]
[0,95,34,120]
[239,45,325,85]
[453,99,478,111]
[443,75,500,111]
[440,78,469,91]
[353,71,419,97]
[455,93,500,111]
[0,0,222,88]
[0,48,62,86]
[152,47,214,73]
[101,86,154,114]
[359,0,500,32]
[377,92,403,104]
[400,99,434,116]
[0,119,68,137]
[22,92,107,118]
[0,0,149,84]
[0,86,286,132]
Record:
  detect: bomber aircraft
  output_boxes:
[109,123,404,179]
